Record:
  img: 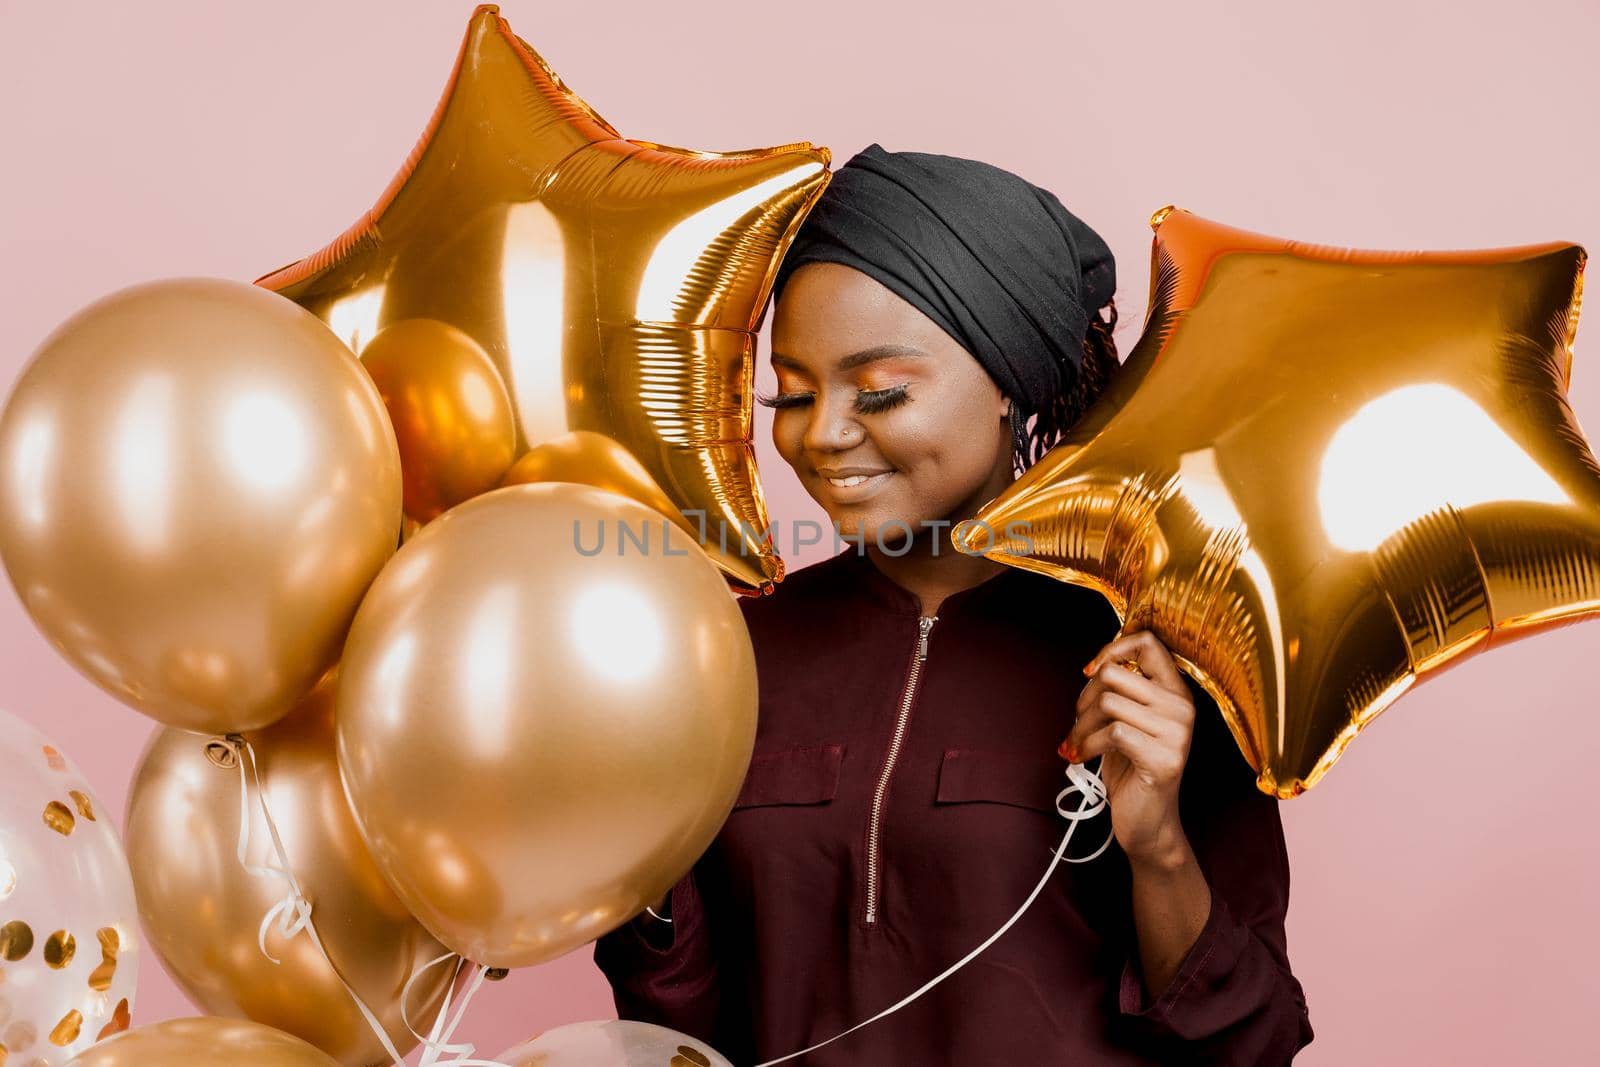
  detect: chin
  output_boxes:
[804,475,936,553]
[823,508,921,555]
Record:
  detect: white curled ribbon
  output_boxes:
[227,733,508,1066]
[752,755,1114,1067]
[230,735,314,962]
[222,735,416,1067]
[402,952,512,1067]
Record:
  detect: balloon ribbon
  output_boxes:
[753,757,1114,1066]
[226,735,418,1066]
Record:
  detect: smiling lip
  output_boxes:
[816,467,895,502]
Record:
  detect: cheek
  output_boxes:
[770,409,805,463]
[881,392,995,473]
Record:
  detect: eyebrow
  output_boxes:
[770,343,929,373]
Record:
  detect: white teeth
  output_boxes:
[828,475,869,487]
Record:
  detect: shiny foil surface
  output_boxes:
[964,208,1597,797]
[256,4,831,595]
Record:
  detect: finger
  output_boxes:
[1066,695,1159,762]
[1067,690,1168,753]
[1083,633,1146,678]
[1093,663,1192,723]
[1075,671,1107,715]
[1125,630,1186,690]
[1084,630,1185,691]
[1076,718,1183,782]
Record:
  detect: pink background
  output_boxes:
[2,1,1597,1062]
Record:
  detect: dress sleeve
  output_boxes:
[1114,676,1315,1064]
[591,863,723,1044]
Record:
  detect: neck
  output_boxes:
[864,534,1009,617]
[858,447,1019,616]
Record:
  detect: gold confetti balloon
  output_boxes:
[63,1017,340,1067]
[256,3,830,595]
[0,708,138,1062]
[496,1020,734,1067]
[961,208,1598,797]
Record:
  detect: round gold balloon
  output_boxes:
[500,429,686,523]
[0,277,403,734]
[64,1017,342,1067]
[124,674,451,1065]
[255,3,831,595]
[961,208,1598,797]
[359,318,518,522]
[336,482,758,968]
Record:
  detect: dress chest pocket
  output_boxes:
[934,747,1070,816]
[731,743,845,809]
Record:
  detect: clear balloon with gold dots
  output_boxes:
[0,708,138,1064]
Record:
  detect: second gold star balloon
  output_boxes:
[961,208,1599,797]
[256,3,830,594]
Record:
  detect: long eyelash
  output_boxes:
[852,384,910,414]
[754,384,910,413]
[756,388,813,409]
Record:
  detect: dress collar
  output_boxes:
[829,545,1025,618]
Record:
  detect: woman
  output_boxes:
[593,144,1313,1065]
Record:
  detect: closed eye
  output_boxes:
[756,384,910,415]
[854,384,910,414]
[755,388,813,410]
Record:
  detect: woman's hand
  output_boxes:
[1059,629,1196,870]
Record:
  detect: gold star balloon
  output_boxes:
[255,3,830,594]
[960,208,1598,797]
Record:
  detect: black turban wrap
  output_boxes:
[771,143,1116,419]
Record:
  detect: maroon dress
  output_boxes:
[593,547,1314,1064]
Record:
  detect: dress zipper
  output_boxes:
[864,613,937,927]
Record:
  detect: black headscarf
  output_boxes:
[771,143,1116,420]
